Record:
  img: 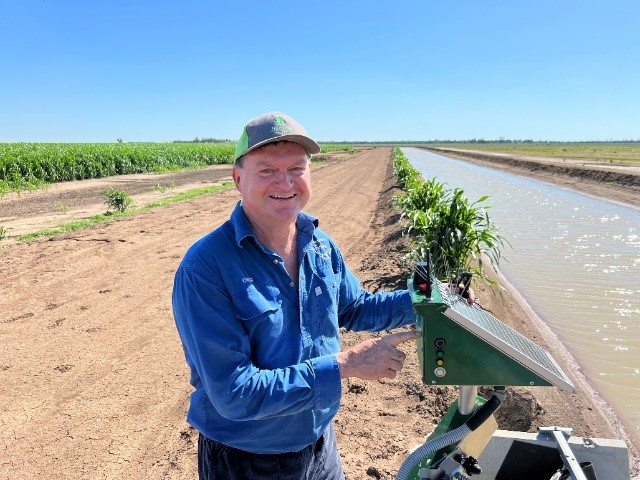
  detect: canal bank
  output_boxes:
[427,146,640,209]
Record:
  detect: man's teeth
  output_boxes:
[271,194,294,199]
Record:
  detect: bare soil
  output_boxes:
[1,147,638,479]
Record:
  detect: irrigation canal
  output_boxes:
[402,147,640,448]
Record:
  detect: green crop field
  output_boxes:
[319,143,355,154]
[0,142,235,195]
[0,141,358,196]
[427,142,640,164]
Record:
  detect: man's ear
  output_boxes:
[232,166,241,190]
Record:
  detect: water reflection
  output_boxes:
[402,147,640,444]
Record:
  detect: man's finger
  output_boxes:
[385,330,421,347]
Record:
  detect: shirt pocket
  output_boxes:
[231,284,283,333]
[231,284,289,368]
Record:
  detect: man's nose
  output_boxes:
[274,171,294,185]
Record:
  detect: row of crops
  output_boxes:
[0,143,236,194]
[0,142,357,195]
[392,147,507,286]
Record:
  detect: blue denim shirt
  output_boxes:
[172,202,417,454]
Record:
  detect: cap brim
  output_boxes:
[241,134,321,159]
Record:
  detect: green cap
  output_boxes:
[234,111,321,162]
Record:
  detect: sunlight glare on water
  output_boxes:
[402,147,640,445]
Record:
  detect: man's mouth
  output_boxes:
[270,194,295,200]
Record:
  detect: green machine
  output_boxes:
[411,265,573,392]
[396,262,580,480]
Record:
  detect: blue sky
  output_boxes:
[1,1,639,143]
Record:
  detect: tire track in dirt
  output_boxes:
[305,148,391,264]
[0,165,233,221]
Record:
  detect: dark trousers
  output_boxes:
[198,424,345,480]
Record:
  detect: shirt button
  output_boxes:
[290,282,295,287]
[273,259,278,264]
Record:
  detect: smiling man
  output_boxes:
[172,111,420,479]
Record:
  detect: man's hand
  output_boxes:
[336,330,421,380]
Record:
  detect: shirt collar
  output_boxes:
[231,201,319,247]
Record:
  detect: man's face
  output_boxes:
[232,142,312,225]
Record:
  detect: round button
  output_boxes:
[434,367,446,377]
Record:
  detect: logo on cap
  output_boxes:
[272,116,293,136]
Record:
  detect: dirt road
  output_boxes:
[1,147,637,479]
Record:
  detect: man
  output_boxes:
[172,111,420,479]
